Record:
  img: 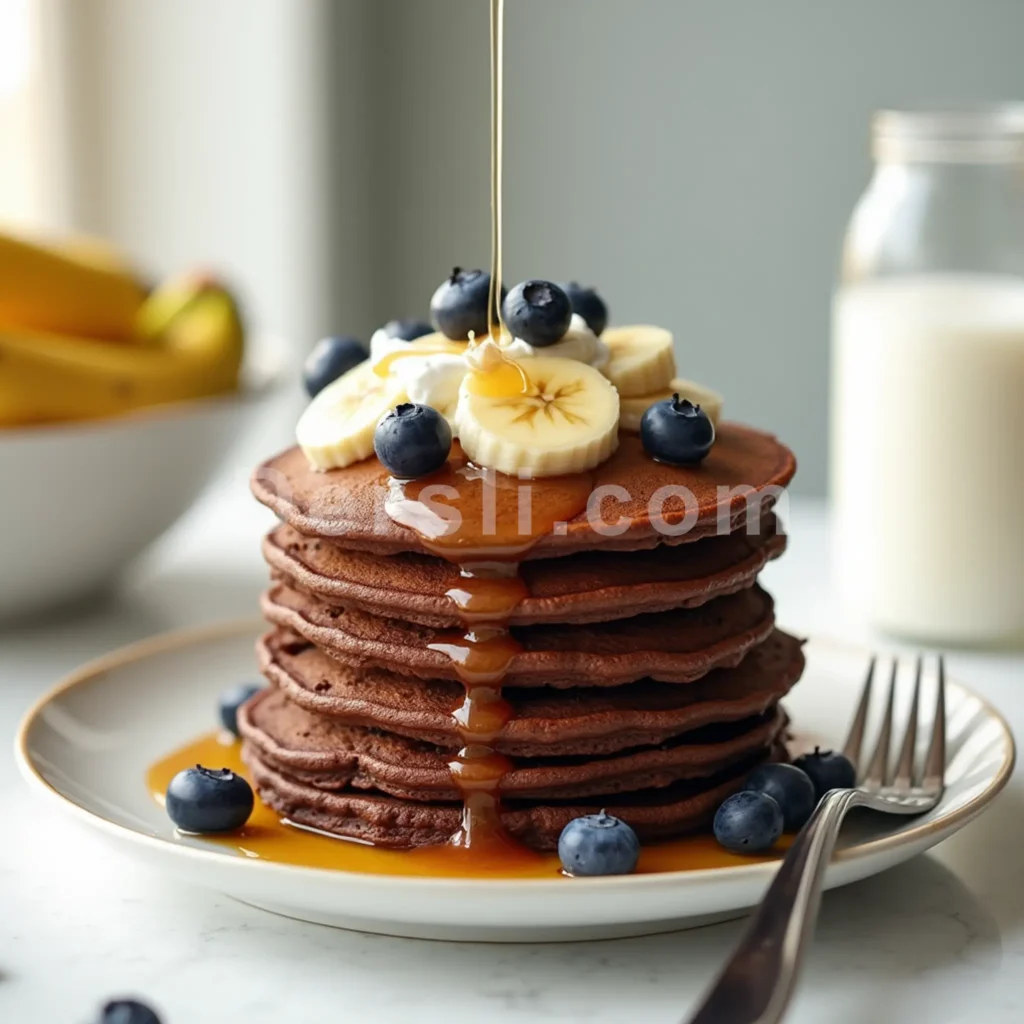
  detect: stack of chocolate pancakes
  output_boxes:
[246,426,801,852]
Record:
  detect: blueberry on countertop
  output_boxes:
[743,763,817,832]
[792,748,857,800]
[558,810,641,876]
[640,395,715,466]
[98,999,162,1024]
[502,280,573,348]
[430,267,504,340]
[560,282,608,336]
[303,335,366,397]
[218,682,263,737]
[714,790,784,854]
[374,402,452,478]
[165,766,254,833]
[381,318,434,342]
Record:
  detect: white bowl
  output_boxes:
[0,347,285,621]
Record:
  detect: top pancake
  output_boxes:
[252,426,796,559]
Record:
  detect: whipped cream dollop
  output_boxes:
[368,314,609,425]
[462,337,505,373]
[368,330,462,422]
[503,314,610,370]
[369,328,424,364]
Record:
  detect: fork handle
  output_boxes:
[685,788,863,1024]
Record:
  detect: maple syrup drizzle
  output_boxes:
[384,442,596,858]
[445,562,530,623]
[464,349,532,397]
[487,0,505,344]
[384,446,594,558]
[372,338,468,378]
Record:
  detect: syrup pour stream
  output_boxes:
[382,0,552,857]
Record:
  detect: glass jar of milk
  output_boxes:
[832,107,1024,644]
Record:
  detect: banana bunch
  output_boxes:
[0,232,147,340]
[0,231,245,427]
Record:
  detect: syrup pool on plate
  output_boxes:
[146,733,784,878]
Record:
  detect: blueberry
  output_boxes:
[165,765,254,833]
[98,1000,162,1024]
[743,763,817,832]
[218,682,262,736]
[792,747,857,800]
[558,810,641,876]
[560,282,608,336]
[381,318,434,342]
[640,395,715,466]
[303,335,366,397]
[430,267,504,340]
[502,280,573,348]
[374,402,452,478]
[713,791,784,854]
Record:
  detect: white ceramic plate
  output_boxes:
[15,622,1015,942]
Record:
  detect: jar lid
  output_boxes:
[873,105,1024,163]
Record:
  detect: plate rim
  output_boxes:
[15,618,1018,892]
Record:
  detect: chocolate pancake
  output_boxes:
[257,627,805,756]
[263,517,786,627]
[261,582,776,687]
[251,428,796,559]
[244,744,786,850]
[240,688,787,802]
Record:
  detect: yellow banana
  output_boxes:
[133,269,227,343]
[60,234,138,276]
[0,231,148,341]
[0,287,244,426]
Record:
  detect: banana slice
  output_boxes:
[456,355,619,477]
[601,325,676,398]
[297,361,407,470]
[619,377,724,432]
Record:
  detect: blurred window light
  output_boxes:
[0,0,34,99]
[0,0,45,227]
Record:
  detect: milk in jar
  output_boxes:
[831,108,1024,643]
[832,275,1024,641]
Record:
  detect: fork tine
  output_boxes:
[863,659,897,786]
[843,655,876,772]
[893,656,922,788]
[923,655,947,786]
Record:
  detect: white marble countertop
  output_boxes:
[2,484,1022,1024]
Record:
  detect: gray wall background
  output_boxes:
[349,0,1024,494]
[60,1,1024,495]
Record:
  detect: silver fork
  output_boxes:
[685,654,947,1024]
